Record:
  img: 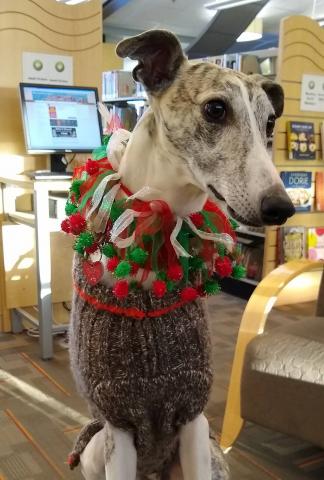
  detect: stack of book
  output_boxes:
[102,70,145,101]
[277,227,324,263]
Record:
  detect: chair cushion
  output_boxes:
[245,317,324,385]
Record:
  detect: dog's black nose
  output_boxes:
[260,188,295,225]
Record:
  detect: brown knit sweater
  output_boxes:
[70,255,217,477]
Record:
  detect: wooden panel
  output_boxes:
[2,223,74,309]
[103,42,123,71]
[263,15,324,276]
[0,0,102,327]
[284,211,324,228]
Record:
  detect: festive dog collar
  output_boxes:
[61,139,245,301]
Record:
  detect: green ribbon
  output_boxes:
[77,171,114,212]
[201,210,219,234]
[177,224,191,284]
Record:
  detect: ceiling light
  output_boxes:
[205,0,262,10]
[236,18,263,42]
[56,0,90,5]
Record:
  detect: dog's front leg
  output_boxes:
[179,413,212,480]
[104,422,137,480]
[80,427,106,480]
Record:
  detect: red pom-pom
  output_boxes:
[113,280,129,298]
[107,256,119,272]
[167,264,183,281]
[190,212,204,228]
[131,262,140,275]
[214,256,233,277]
[85,243,98,255]
[181,286,198,302]
[69,213,87,235]
[85,158,99,176]
[152,280,167,298]
[61,218,71,233]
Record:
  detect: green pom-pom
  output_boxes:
[115,260,131,278]
[74,242,85,254]
[217,243,227,258]
[189,256,204,270]
[74,232,94,251]
[229,218,239,230]
[129,247,148,265]
[65,202,78,216]
[156,271,167,281]
[102,243,116,258]
[110,204,124,222]
[232,264,246,279]
[204,279,221,295]
[74,232,93,254]
[70,179,83,200]
[166,280,175,292]
[142,234,152,244]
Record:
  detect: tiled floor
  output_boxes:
[0,293,322,479]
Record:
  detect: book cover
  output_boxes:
[278,227,306,264]
[287,121,316,160]
[308,228,324,261]
[280,171,312,211]
[315,171,324,211]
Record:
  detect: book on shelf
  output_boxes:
[277,226,307,264]
[237,241,264,281]
[287,121,316,160]
[280,171,312,211]
[102,70,145,101]
[321,122,324,159]
[308,228,324,261]
[315,171,324,211]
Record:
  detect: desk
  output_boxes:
[0,174,71,359]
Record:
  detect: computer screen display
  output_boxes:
[19,83,102,154]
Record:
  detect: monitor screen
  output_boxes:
[19,83,102,154]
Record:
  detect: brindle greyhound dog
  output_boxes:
[70,30,294,480]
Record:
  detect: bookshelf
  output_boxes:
[263,15,324,277]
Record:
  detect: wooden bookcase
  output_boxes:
[263,15,324,277]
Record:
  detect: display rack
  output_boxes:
[263,15,324,277]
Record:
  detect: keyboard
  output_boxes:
[24,170,73,180]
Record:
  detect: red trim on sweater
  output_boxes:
[73,283,192,319]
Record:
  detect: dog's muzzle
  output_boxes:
[260,186,295,226]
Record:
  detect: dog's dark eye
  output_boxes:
[203,100,227,122]
[266,115,276,137]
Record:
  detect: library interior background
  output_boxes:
[0,0,324,479]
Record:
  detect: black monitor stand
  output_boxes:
[50,154,68,173]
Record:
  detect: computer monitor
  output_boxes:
[19,83,103,154]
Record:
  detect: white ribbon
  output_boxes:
[86,172,121,220]
[93,183,121,233]
[170,217,192,258]
[110,208,144,248]
[185,217,234,252]
[128,186,162,201]
[170,216,234,258]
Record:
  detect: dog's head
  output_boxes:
[117,30,295,227]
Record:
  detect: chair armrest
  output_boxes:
[220,259,323,450]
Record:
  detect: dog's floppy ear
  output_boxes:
[116,30,185,94]
[251,75,284,118]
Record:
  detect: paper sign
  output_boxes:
[22,52,73,85]
[300,74,324,112]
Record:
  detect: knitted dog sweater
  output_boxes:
[70,255,213,476]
